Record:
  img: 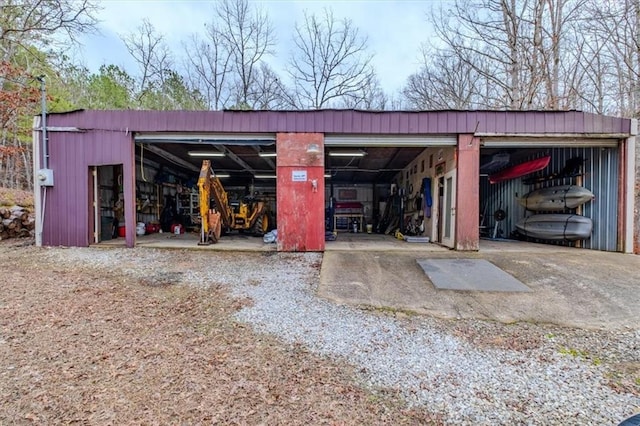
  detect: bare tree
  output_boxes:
[121,18,173,104]
[247,62,295,109]
[182,0,277,110]
[403,48,483,109]
[183,25,233,110]
[288,8,376,109]
[339,75,387,110]
[215,0,276,107]
[430,0,529,108]
[585,0,640,118]
[426,0,588,110]
[0,0,99,62]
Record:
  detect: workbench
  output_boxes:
[333,214,364,232]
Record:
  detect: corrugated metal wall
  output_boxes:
[47,109,632,136]
[480,146,619,251]
[44,130,135,247]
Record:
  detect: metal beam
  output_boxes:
[253,146,276,169]
[376,147,404,184]
[143,144,200,172]
[216,146,256,174]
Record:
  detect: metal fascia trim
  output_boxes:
[135,132,276,144]
[481,138,619,148]
[324,135,457,146]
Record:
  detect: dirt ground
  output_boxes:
[0,239,440,425]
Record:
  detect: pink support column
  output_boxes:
[456,134,480,251]
[276,133,325,252]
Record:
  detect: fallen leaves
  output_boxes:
[0,241,442,425]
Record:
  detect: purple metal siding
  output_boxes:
[47,109,631,136]
[40,108,632,249]
[43,130,135,248]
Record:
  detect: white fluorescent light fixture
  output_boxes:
[214,173,230,178]
[254,174,277,179]
[328,151,367,157]
[324,174,332,178]
[258,152,277,157]
[187,151,226,157]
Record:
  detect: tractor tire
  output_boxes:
[252,213,268,237]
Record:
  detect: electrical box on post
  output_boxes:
[37,169,54,186]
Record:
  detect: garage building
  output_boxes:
[32,109,637,253]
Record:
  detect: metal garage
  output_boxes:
[32,109,636,253]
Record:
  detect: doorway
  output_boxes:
[90,164,123,243]
[440,169,456,248]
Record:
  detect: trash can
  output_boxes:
[100,216,114,241]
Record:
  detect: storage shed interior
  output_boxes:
[95,134,621,252]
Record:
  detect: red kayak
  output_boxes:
[489,155,551,184]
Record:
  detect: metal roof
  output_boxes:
[44,109,633,186]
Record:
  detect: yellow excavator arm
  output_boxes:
[197,160,232,244]
[197,159,270,243]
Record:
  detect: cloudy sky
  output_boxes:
[78,0,443,95]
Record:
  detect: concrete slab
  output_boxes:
[319,249,640,330]
[325,233,448,252]
[417,259,531,292]
[97,231,276,251]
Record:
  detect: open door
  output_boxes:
[91,166,98,243]
[441,169,456,248]
[90,165,121,244]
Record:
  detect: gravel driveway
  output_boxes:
[8,244,640,425]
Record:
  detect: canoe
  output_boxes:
[489,155,551,184]
[515,214,593,241]
[518,185,594,211]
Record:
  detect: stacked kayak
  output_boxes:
[518,185,594,211]
[515,214,593,241]
[516,184,594,241]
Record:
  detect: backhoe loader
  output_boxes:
[197,160,269,244]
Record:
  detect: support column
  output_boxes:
[276,133,325,252]
[629,119,638,253]
[456,134,480,251]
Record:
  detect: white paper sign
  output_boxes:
[292,170,307,182]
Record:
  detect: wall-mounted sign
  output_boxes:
[338,188,357,200]
[292,170,307,182]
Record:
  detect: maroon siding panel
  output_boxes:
[46,109,632,136]
[43,130,134,247]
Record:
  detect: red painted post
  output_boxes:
[456,134,480,251]
[276,133,325,251]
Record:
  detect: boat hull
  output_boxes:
[515,214,593,241]
[518,185,594,211]
[489,155,551,184]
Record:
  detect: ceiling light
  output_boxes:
[254,174,277,179]
[187,151,225,157]
[214,173,230,178]
[324,174,332,178]
[328,151,366,157]
[258,152,277,157]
